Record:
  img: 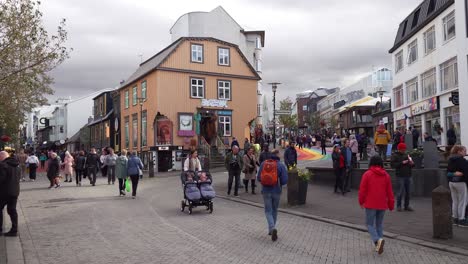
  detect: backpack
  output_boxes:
[260,159,279,186]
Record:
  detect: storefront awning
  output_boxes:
[337,96,390,114]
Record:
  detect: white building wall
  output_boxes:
[391,5,463,146]
[455,0,468,148]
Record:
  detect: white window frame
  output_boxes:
[393,86,404,108]
[124,119,129,148]
[395,51,404,73]
[218,48,230,66]
[191,44,203,63]
[132,86,137,106]
[124,90,129,109]
[406,78,419,104]
[407,39,418,65]
[132,117,138,148]
[217,80,231,100]
[440,57,458,91]
[421,68,436,98]
[443,11,456,42]
[142,112,147,147]
[141,81,147,100]
[218,116,231,136]
[190,78,204,98]
[423,26,436,54]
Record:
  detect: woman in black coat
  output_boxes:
[47,152,60,188]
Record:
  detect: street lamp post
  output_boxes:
[378,87,385,105]
[268,82,281,149]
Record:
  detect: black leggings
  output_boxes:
[76,169,83,184]
[118,178,126,192]
[243,179,256,191]
[130,175,139,196]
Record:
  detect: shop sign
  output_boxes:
[333,100,346,109]
[453,113,460,123]
[410,97,437,116]
[394,110,408,121]
[158,146,169,151]
[450,91,459,106]
[217,110,232,116]
[201,99,228,108]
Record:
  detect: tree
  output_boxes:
[278,97,297,132]
[0,0,71,145]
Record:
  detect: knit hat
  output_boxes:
[397,143,407,151]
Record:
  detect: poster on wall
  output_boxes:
[178,113,195,137]
[157,118,173,145]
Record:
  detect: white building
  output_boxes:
[170,6,265,125]
[24,103,63,146]
[49,91,107,143]
[389,0,467,146]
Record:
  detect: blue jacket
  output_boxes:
[256,156,288,194]
[284,146,297,167]
[127,155,143,176]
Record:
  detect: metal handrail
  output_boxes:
[199,136,211,158]
[215,136,228,157]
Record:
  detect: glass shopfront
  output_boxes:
[445,106,461,144]
[409,115,422,133]
[425,111,441,144]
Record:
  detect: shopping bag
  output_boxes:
[125,178,131,192]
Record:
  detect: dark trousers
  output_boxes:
[243,179,256,192]
[228,169,241,195]
[0,197,18,233]
[351,153,358,168]
[88,167,97,184]
[76,169,83,184]
[101,165,107,177]
[107,165,116,184]
[118,178,126,192]
[29,165,37,180]
[40,160,45,169]
[129,175,139,196]
[334,168,344,193]
[397,177,411,208]
[321,146,326,155]
[343,168,351,191]
[377,145,387,160]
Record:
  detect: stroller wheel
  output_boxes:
[188,206,193,215]
[209,203,213,214]
[180,200,185,212]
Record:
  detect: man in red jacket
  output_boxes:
[359,155,395,255]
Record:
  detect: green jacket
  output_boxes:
[115,156,128,179]
[224,152,243,171]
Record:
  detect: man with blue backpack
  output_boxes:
[257,149,288,241]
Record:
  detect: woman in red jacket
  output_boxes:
[359,155,395,255]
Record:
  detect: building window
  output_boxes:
[218,48,230,66]
[141,81,147,100]
[257,104,261,116]
[190,78,204,98]
[132,115,138,148]
[217,80,231,100]
[393,86,404,108]
[256,60,262,72]
[142,112,147,147]
[411,9,420,29]
[443,11,456,41]
[218,116,231,136]
[407,39,418,64]
[302,105,308,111]
[421,68,436,98]
[424,26,436,54]
[406,78,418,104]
[132,86,137,106]
[191,44,203,63]
[124,117,129,148]
[440,57,458,91]
[395,51,404,73]
[124,90,129,109]
[256,37,261,49]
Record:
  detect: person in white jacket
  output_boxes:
[183,150,202,172]
[26,152,39,181]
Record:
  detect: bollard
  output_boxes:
[432,185,452,239]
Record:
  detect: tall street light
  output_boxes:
[268,82,281,149]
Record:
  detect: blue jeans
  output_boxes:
[397,177,411,208]
[365,209,385,243]
[262,192,281,232]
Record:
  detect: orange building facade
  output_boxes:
[118,37,260,171]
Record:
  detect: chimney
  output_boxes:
[88,116,94,124]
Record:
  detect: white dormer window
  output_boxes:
[218,48,230,66]
[191,44,203,63]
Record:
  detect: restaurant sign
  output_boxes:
[201,99,228,108]
[410,97,437,116]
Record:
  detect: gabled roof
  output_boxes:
[119,37,261,90]
[389,0,454,53]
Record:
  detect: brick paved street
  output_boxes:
[4,171,465,264]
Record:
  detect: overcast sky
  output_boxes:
[41,0,422,103]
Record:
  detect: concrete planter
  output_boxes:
[287,171,309,206]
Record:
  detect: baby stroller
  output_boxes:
[180,171,215,214]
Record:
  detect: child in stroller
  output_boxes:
[180,171,215,214]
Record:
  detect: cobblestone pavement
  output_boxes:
[14,172,467,264]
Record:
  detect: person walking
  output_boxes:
[243,138,251,154]
[259,143,271,165]
[358,133,369,160]
[390,143,414,212]
[374,124,391,160]
[225,145,243,196]
[39,152,47,169]
[358,155,395,255]
[447,125,457,147]
[62,151,74,183]
[243,146,258,194]
[115,149,128,196]
[411,127,419,149]
[127,151,143,198]
[47,152,61,188]
[284,141,297,168]
[231,137,240,149]
[320,135,327,155]
[26,152,39,181]
[341,139,352,192]
[105,148,117,185]
[183,149,202,171]
[100,148,108,177]
[447,145,468,226]
[0,151,20,236]
[74,151,86,186]
[257,149,288,241]
[392,129,403,151]
[349,134,359,167]
[85,148,100,186]
[332,145,345,194]
[17,149,28,182]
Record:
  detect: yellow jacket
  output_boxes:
[374,130,391,145]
